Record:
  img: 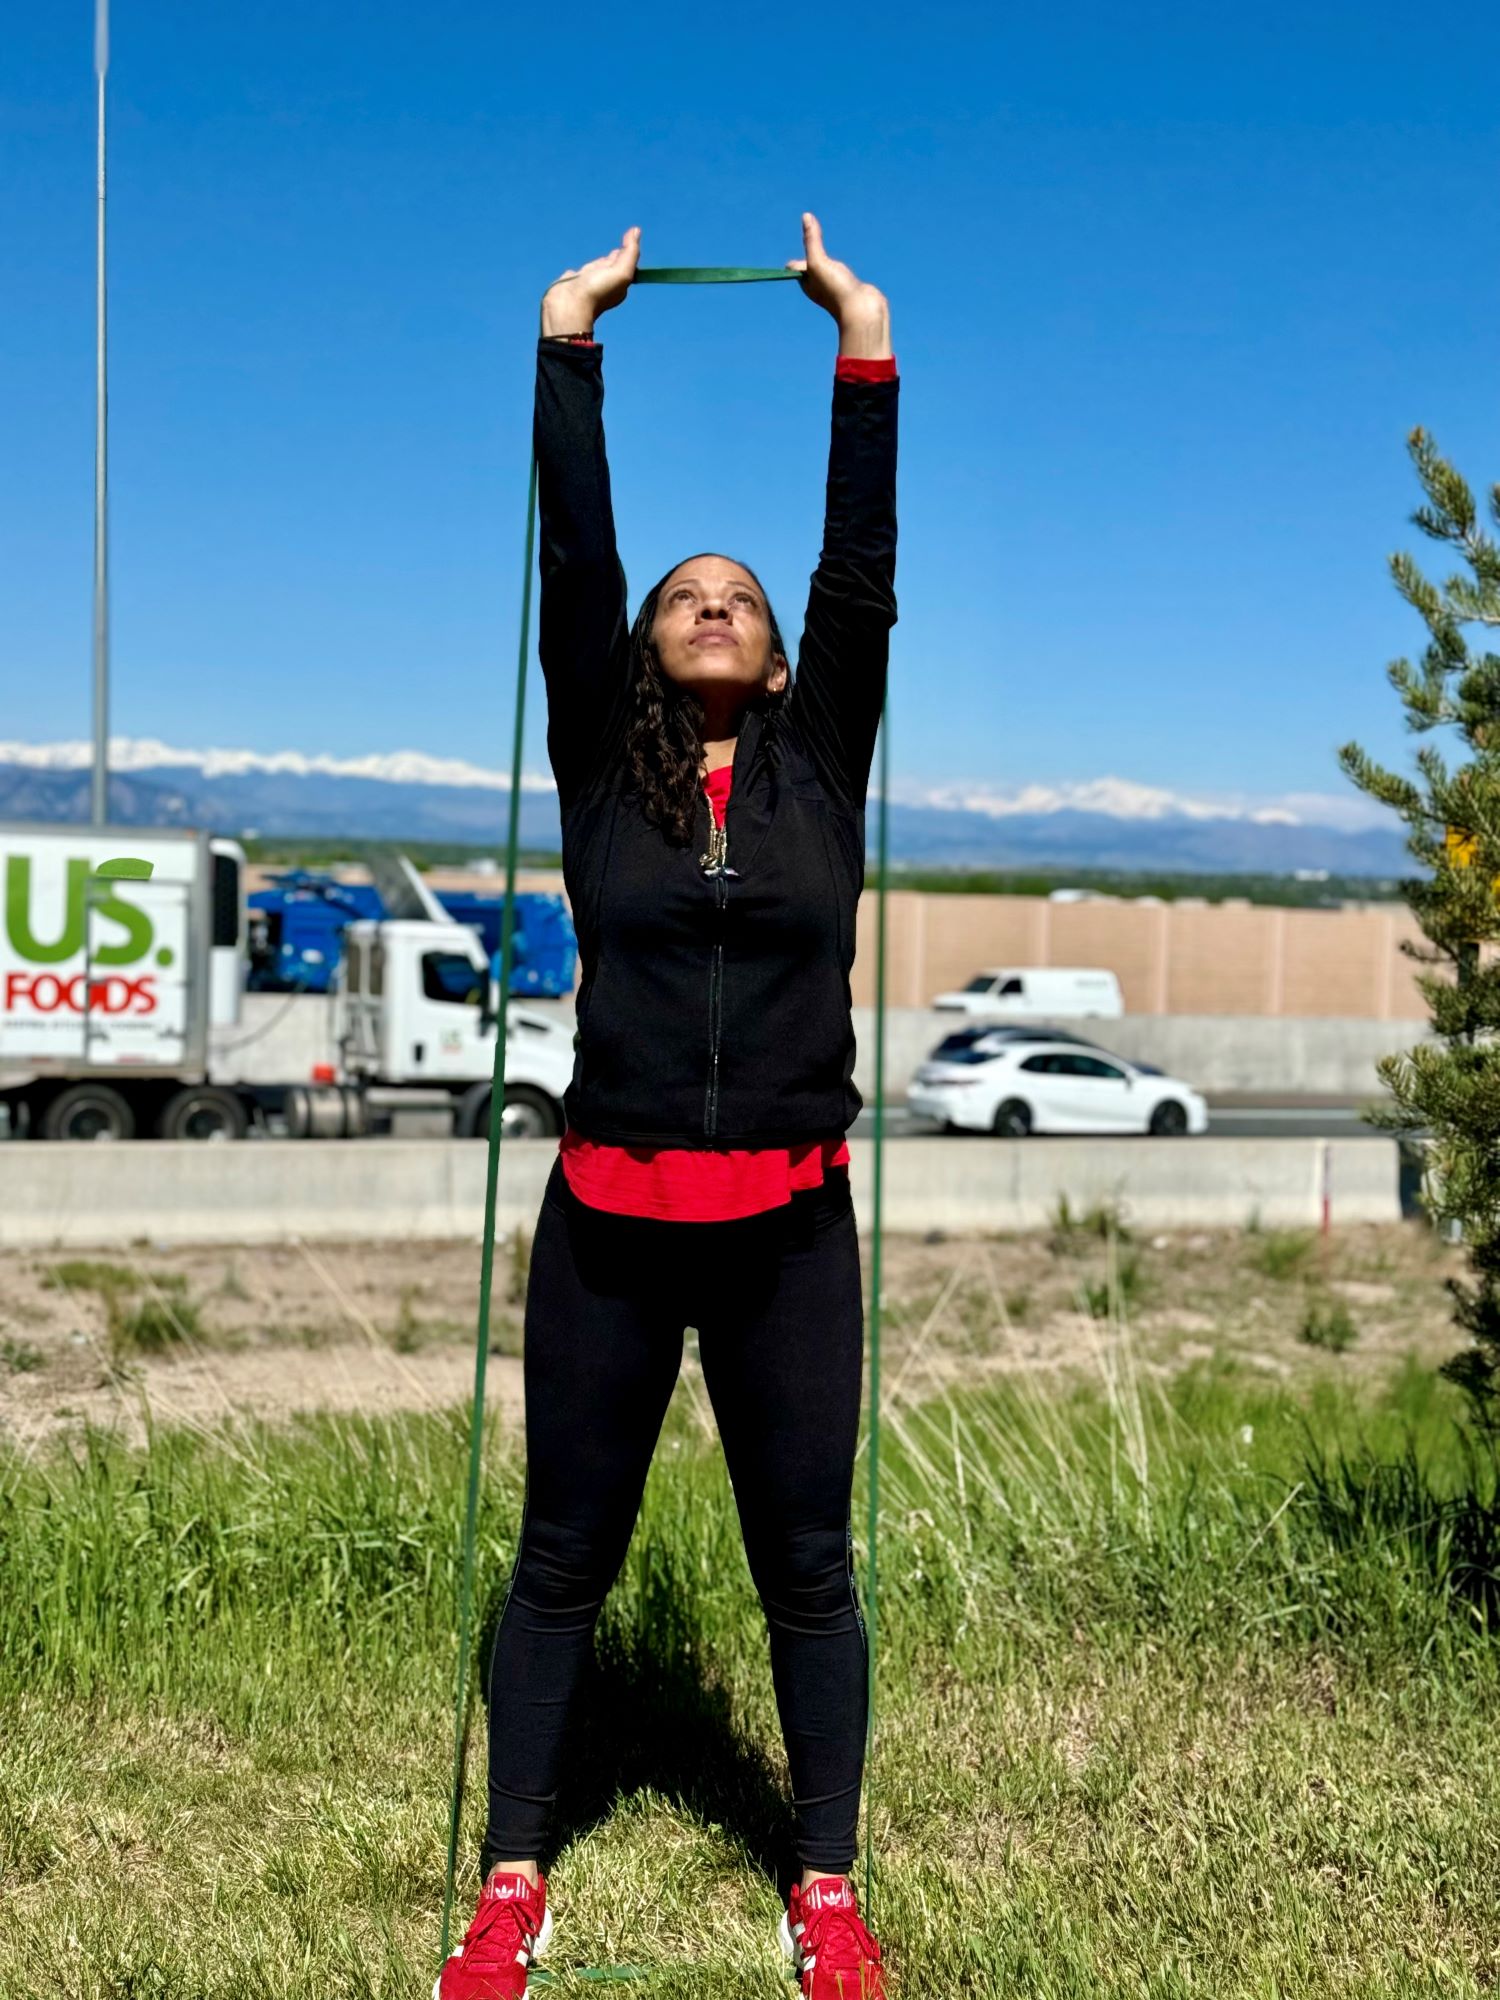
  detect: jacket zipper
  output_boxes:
[704,866,727,1137]
[701,726,750,1139]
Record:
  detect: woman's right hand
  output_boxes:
[541,228,642,337]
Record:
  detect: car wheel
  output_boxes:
[1149,1099,1189,1137]
[157,1086,248,1142]
[40,1083,135,1142]
[993,1098,1032,1138]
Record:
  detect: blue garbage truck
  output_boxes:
[247,871,576,999]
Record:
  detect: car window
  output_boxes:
[962,976,996,994]
[1072,1055,1126,1081]
[936,1031,985,1056]
[1050,1054,1096,1077]
[422,951,484,1006]
[938,1041,1010,1066]
[999,977,1024,996]
[1018,1053,1056,1074]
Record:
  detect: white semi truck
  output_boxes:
[0,822,574,1142]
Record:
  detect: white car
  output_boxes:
[907,1033,1208,1137]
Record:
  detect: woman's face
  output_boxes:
[650,556,788,703]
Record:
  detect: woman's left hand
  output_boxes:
[786,213,891,358]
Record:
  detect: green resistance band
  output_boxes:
[635,265,800,284]
[439,262,889,1987]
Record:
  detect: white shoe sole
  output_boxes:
[433,1901,553,1998]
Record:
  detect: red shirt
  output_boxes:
[559,767,851,1220]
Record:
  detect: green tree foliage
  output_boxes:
[1339,429,1500,1422]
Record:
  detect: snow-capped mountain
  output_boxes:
[0,738,1408,876]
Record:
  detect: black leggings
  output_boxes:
[483,1157,868,1875]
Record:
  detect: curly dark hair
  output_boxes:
[623,555,790,846]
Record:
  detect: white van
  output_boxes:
[931,967,1124,1019]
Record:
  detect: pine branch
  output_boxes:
[1409,426,1477,540]
[1352,428,1500,1423]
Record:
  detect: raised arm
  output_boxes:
[534,229,640,805]
[786,215,899,809]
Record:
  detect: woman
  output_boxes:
[438,214,897,2000]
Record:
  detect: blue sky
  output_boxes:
[5,1,1500,819]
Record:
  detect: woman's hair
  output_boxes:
[623,555,789,847]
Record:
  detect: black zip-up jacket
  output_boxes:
[536,338,898,1148]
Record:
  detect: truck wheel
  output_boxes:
[456,1082,561,1140]
[157,1086,249,1142]
[993,1098,1033,1138]
[40,1083,136,1143]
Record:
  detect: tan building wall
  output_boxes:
[850,893,1433,1019]
[247,863,1433,1022]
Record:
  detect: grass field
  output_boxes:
[3,1223,1499,1998]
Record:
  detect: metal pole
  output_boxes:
[91,0,110,826]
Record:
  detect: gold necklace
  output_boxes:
[699,819,728,873]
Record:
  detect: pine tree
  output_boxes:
[1338,429,1500,1425]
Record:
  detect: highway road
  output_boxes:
[853,1103,1386,1142]
[0,1100,1387,1145]
[344,1100,1393,1143]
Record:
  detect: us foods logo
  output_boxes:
[3,854,168,1017]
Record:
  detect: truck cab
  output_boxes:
[338,917,574,1137]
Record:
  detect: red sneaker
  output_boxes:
[434,1871,552,2000]
[778,1876,887,1998]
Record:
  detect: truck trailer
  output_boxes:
[246,874,577,998]
[1,822,574,1142]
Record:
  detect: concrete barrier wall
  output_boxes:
[844,1136,1399,1235]
[0,1135,1399,1249]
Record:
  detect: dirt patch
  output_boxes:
[0,1238,527,1451]
[0,1220,1470,1450]
[1330,1279,1398,1305]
